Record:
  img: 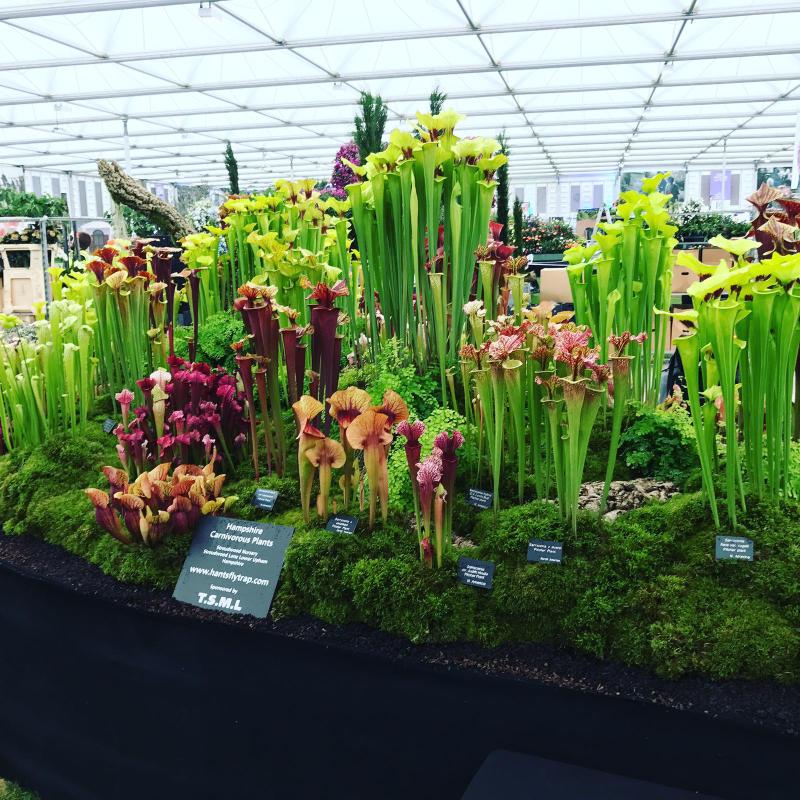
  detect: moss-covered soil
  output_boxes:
[0,779,40,800]
[1,418,799,685]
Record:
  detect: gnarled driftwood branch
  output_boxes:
[97,159,195,241]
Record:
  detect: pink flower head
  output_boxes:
[488,332,525,361]
[609,330,647,357]
[115,388,134,410]
[397,419,425,445]
[307,279,349,309]
[398,419,426,485]
[149,367,172,391]
[589,363,610,384]
[416,452,443,503]
[136,377,155,396]
[157,434,175,451]
[554,327,591,356]
[434,430,464,457]
[434,430,464,497]
[115,388,135,428]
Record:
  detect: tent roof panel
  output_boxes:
[0,0,791,183]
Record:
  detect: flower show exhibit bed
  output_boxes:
[1,533,799,800]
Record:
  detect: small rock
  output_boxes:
[452,536,476,549]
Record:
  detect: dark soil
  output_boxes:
[2,530,798,738]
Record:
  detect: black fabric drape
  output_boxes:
[0,564,797,800]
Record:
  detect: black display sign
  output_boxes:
[102,418,117,434]
[467,488,493,509]
[326,514,358,534]
[527,539,563,564]
[173,516,294,618]
[252,488,279,511]
[458,556,495,589]
[715,535,754,561]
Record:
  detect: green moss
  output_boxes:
[0,428,115,534]
[1,779,41,800]
[643,576,799,681]
[345,554,482,643]
[3,421,800,684]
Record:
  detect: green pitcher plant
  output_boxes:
[563,173,678,405]
[0,300,96,451]
[345,110,507,401]
[667,236,800,528]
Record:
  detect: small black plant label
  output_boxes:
[458,556,495,590]
[102,418,117,434]
[527,539,563,564]
[252,488,278,511]
[173,516,294,618]
[715,535,754,561]
[467,488,493,509]
[326,514,358,534]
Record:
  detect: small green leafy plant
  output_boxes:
[619,400,698,485]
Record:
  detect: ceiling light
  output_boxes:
[198,3,213,18]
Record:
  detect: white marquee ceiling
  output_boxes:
[0,0,798,187]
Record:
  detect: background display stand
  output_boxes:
[0,243,57,320]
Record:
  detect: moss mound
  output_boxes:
[2,424,799,683]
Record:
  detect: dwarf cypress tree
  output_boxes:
[496,132,509,242]
[354,92,388,161]
[224,141,239,195]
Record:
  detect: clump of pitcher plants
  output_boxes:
[292,388,410,527]
[669,236,800,529]
[82,239,181,400]
[601,331,648,514]
[113,357,248,476]
[328,386,371,510]
[398,420,464,568]
[234,283,287,475]
[86,459,237,546]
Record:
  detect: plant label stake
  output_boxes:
[173,516,294,618]
[252,488,278,511]
[467,488,493,509]
[102,418,117,434]
[527,539,563,564]
[326,515,358,534]
[458,556,495,589]
[715,535,754,561]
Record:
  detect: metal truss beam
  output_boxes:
[3,3,798,61]
[1,45,799,108]
[0,0,203,20]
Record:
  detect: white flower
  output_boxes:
[463,300,485,317]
